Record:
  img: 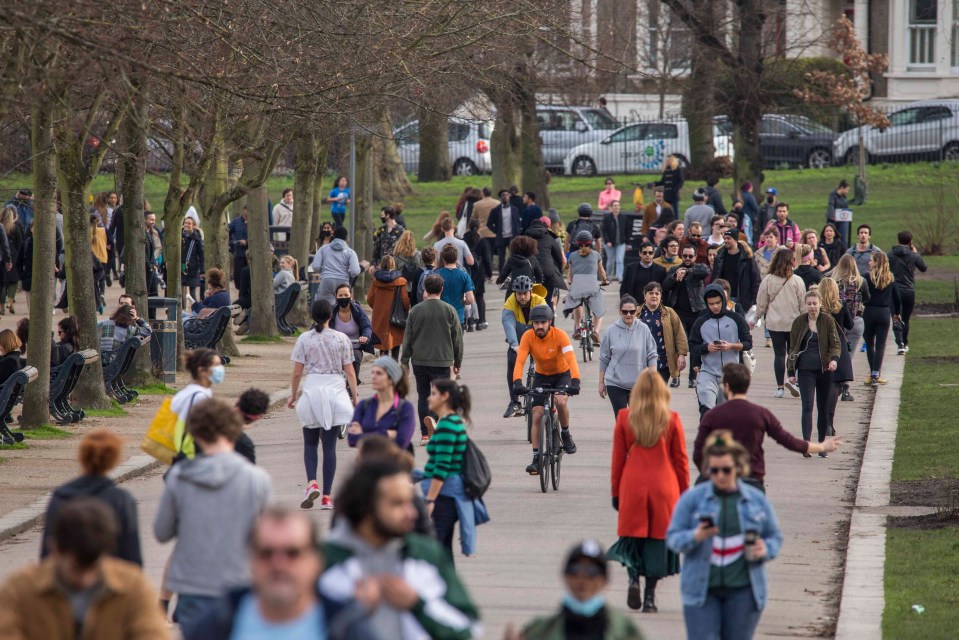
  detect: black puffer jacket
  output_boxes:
[524,220,565,290]
[887,245,927,291]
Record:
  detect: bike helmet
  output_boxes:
[575,230,594,245]
[576,203,593,217]
[529,305,554,323]
[511,275,534,293]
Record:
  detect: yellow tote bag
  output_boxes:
[140,397,179,464]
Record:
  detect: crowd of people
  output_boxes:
[0,168,926,640]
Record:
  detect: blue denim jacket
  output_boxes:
[416,473,489,556]
[666,480,783,609]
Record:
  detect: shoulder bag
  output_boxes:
[389,287,408,328]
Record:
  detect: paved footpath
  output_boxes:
[0,288,883,638]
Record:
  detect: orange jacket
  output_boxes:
[513,326,580,380]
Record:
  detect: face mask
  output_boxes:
[336,297,351,308]
[766,196,775,203]
[209,365,225,385]
[562,591,606,617]
[380,217,388,223]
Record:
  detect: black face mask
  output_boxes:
[336,298,351,308]
[766,196,775,203]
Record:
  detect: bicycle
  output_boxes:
[527,385,569,493]
[578,298,595,363]
[522,358,535,443]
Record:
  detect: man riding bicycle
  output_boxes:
[502,275,546,419]
[512,305,580,475]
[565,229,607,344]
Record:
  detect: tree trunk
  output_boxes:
[21,101,57,428]
[682,5,718,171]
[352,134,375,302]
[517,61,549,209]
[247,173,278,336]
[372,110,412,201]
[292,132,318,268]
[120,87,153,384]
[311,143,328,252]
[56,147,112,409]
[417,105,450,182]
[729,0,765,189]
[489,92,522,191]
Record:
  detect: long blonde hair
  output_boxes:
[279,254,299,276]
[664,155,679,171]
[832,254,862,288]
[1,207,17,235]
[818,277,842,314]
[394,230,416,258]
[627,369,671,447]
[869,251,894,290]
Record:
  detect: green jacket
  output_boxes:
[521,606,644,640]
[321,531,480,640]
[786,311,841,377]
[400,297,464,368]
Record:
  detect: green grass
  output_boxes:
[0,442,26,450]
[884,527,959,639]
[241,334,287,343]
[83,401,128,417]
[132,382,177,395]
[17,424,73,439]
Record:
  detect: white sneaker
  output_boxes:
[774,388,784,398]
[300,483,320,509]
[897,346,907,355]
[784,380,800,397]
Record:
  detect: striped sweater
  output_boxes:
[424,414,467,479]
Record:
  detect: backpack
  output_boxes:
[462,437,491,499]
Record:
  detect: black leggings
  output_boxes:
[892,287,915,347]
[474,291,486,323]
[826,382,842,435]
[432,495,459,561]
[303,427,339,495]
[798,368,833,442]
[769,330,790,387]
[606,385,630,416]
[863,306,891,375]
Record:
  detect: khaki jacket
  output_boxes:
[0,557,169,640]
[642,304,689,378]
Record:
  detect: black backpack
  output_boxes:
[462,438,491,499]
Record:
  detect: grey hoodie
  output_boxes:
[688,283,752,378]
[154,451,273,596]
[599,317,658,389]
[311,238,361,282]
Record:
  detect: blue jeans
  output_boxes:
[683,586,761,640]
[605,243,627,279]
[174,594,217,632]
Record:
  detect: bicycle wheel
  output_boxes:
[551,422,562,491]
[525,396,533,443]
[539,413,550,493]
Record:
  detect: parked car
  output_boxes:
[835,100,959,165]
[536,105,620,170]
[562,120,692,176]
[394,117,492,176]
[714,114,837,168]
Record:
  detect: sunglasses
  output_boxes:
[640,250,654,255]
[254,545,313,562]
[709,466,734,475]
[620,309,637,316]
[565,564,604,578]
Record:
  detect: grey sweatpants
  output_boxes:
[696,370,725,416]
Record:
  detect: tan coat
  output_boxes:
[367,275,410,351]
[0,557,169,640]
[754,273,806,332]
[470,196,499,239]
[642,303,689,378]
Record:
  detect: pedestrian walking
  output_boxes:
[372,206,406,268]
[642,187,673,237]
[846,223,882,276]
[367,256,410,359]
[227,207,249,289]
[817,276,856,410]
[740,182,760,246]
[598,178,622,211]
[825,179,852,246]
[711,229,760,309]
[171,348,222,459]
[346,356,417,451]
[495,235,544,294]
[155,398,274,631]
[620,241,667,301]
[667,432,783,640]
[786,290,842,448]
[329,283,373,381]
[663,246,709,384]
[887,230,926,355]
[861,252,901,386]
[801,229,831,272]
[639,282,688,389]
[599,295,658,414]
[608,369,688,612]
[602,200,629,280]
[288,299,359,511]
[793,244,823,291]
[464,218,493,330]
[653,155,684,215]
[751,249,806,398]
[437,244,475,327]
[328,176,350,228]
[819,223,846,268]
[689,284,752,416]
[180,217,204,304]
[310,226,362,305]
[0,207,21,315]
[831,253,870,356]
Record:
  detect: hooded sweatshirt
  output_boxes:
[311,238,361,282]
[599,317,658,390]
[689,284,752,377]
[887,245,927,291]
[524,221,566,289]
[154,451,273,596]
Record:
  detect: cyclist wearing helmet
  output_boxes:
[501,275,547,418]
[565,229,608,344]
[565,203,602,253]
[512,304,581,475]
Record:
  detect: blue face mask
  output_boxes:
[562,591,606,618]
[209,365,225,385]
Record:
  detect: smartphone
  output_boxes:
[699,516,714,528]
[713,340,722,345]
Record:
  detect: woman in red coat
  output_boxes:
[367,256,410,359]
[608,367,689,613]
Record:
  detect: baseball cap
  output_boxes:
[765,187,777,195]
[564,539,607,576]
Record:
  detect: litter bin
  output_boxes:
[308,271,321,306]
[148,297,181,384]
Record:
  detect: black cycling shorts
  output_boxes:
[530,371,571,407]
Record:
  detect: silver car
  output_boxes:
[835,99,959,165]
[394,117,492,176]
[536,105,620,171]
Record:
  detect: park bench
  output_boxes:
[103,335,149,404]
[0,366,38,445]
[184,305,239,364]
[276,282,302,336]
[50,349,99,424]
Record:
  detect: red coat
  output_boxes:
[367,275,410,351]
[611,410,689,539]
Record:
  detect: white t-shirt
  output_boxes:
[170,383,213,422]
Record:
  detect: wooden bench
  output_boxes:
[50,349,99,424]
[184,305,239,364]
[0,366,38,445]
[275,282,301,336]
[102,335,149,404]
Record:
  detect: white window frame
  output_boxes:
[951,0,959,70]
[908,0,938,69]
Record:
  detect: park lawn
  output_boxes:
[884,315,959,638]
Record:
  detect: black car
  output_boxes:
[715,114,838,169]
